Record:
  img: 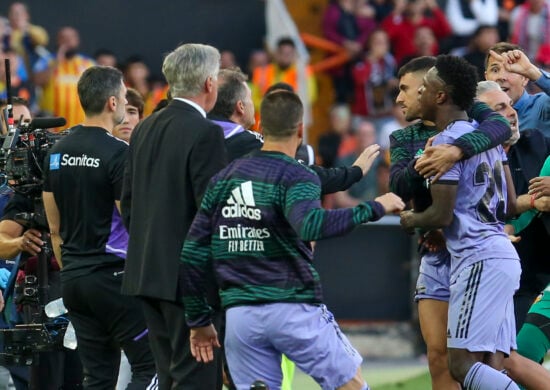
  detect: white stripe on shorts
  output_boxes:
[146,374,158,390]
[455,261,483,339]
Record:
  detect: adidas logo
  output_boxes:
[221,181,261,220]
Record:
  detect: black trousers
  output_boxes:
[30,349,83,390]
[139,297,223,390]
[19,271,84,389]
[62,266,156,389]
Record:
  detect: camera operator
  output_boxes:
[0,98,83,389]
[42,66,155,388]
[0,97,31,136]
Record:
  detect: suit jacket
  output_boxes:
[508,129,550,290]
[508,129,550,195]
[121,99,227,302]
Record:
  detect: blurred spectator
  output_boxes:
[220,50,238,69]
[246,49,269,79]
[0,17,32,105]
[113,88,144,143]
[528,43,550,93]
[0,96,31,135]
[318,104,355,168]
[333,119,380,206]
[351,29,397,119]
[122,55,150,99]
[496,0,515,41]
[4,2,48,75]
[381,0,451,64]
[445,0,499,49]
[399,25,437,68]
[535,43,550,71]
[0,49,31,103]
[122,55,168,118]
[461,25,500,80]
[510,0,550,60]
[251,37,316,122]
[376,160,390,194]
[378,92,409,152]
[33,26,95,129]
[94,48,118,68]
[322,0,377,103]
[368,0,394,22]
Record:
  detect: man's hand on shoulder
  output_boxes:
[415,140,463,182]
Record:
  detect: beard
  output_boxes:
[503,129,520,147]
[64,49,78,59]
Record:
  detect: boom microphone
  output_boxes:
[28,117,67,130]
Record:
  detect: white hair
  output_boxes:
[476,80,501,98]
[162,43,220,98]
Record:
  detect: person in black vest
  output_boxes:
[42,65,155,388]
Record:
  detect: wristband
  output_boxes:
[531,194,536,209]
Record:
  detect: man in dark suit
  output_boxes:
[476,80,550,329]
[121,43,226,389]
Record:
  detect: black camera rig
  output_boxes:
[1,118,66,198]
[0,58,69,365]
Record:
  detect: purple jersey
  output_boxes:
[433,120,519,277]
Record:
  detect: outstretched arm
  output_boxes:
[311,144,380,194]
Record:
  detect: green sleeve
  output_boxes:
[454,101,511,159]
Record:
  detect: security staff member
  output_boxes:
[42,66,155,388]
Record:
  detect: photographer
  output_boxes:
[42,66,155,388]
[0,98,82,389]
[0,97,31,136]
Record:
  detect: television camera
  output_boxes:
[0,82,69,365]
[0,116,67,197]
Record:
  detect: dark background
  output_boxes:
[21,0,266,78]
[315,220,415,320]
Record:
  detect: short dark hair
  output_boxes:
[94,48,116,59]
[397,56,436,79]
[260,91,303,139]
[126,87,144,117]
[277,37,295,49]
[122,54,145,72]
[435,55,477,110]
[485,42,523,70]
[265,82,294,95]
[77,66,123,116]
[0,96,29,108]
[210,67,248,119]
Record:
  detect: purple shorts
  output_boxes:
[225,303,365,390]
[447,259,520,354]
[415,250,451,302]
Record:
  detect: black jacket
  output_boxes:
[121,100,227,301]
[508,129,550,291]
[210,117,363,195]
